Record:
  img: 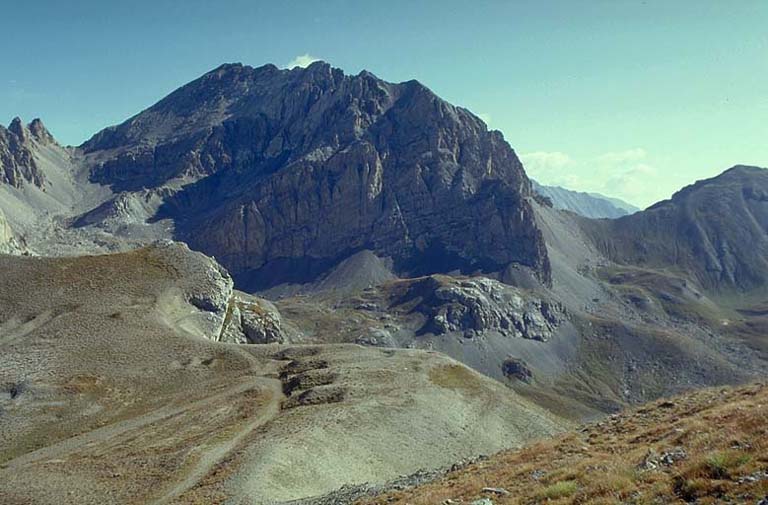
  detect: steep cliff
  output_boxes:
[82,62,550,288]
[0,118,55,189]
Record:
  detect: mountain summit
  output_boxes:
[82,62,550,288]
[0,117,56,188]
[582,165,768,292]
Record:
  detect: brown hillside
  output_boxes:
[360,383,768,505]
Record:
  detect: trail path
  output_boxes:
[153,377,284,504]
[3,376,285,505]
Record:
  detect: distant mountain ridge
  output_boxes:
[532,180,640,218]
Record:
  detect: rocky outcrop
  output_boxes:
[581,165,768,292]
[152,240,234,340]
[396,275,565,341]
[355,328,397,347]
[502,357,533,382]
[72,188,174,230]
[81,62,551,288]
[0,207,23,254]
[0,118,53,188]
[28,119,56,146]
[219,294,287,344]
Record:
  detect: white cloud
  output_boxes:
[520,151,573,178]
[595,148,647,164]
[604,163,659,204]
[521,148,668,208]
[285,54,321,69]
[520,152,582,192]
[520,151,573,172]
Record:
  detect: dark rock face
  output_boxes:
[0,118,53,188]
[581,166,768,292]
[501,357,533,383]
[81,62,550,288]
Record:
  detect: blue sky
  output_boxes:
[2,0,766,207]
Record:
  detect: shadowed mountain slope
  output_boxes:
[580,166,768,294]
[81,62,550,288]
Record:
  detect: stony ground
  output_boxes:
[0,245,568,504]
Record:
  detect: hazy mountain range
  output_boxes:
[531,180,641,218]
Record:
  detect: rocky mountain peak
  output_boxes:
[583,164,768,292]
[298,59,335,74]
[0,117,51,188]
[356,69,379,80]
[646,165,767,211]
[79,62,550,287]
[28,118,56,145]
[721,164,765,176]
[8,117,27,141]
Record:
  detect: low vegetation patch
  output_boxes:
[538,480,578,500]
[428,364,485,395]
[358,383,768,505]
[703,450,751,479]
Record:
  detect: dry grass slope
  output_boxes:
[359,382,768,505]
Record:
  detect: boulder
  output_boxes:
[355,328,397,347]
[501,357,533,383]
[219,294,287,344]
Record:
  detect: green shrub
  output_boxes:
[705,451,750,479]
[540,480,579,499]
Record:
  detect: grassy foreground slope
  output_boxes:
[360,382,768,505]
